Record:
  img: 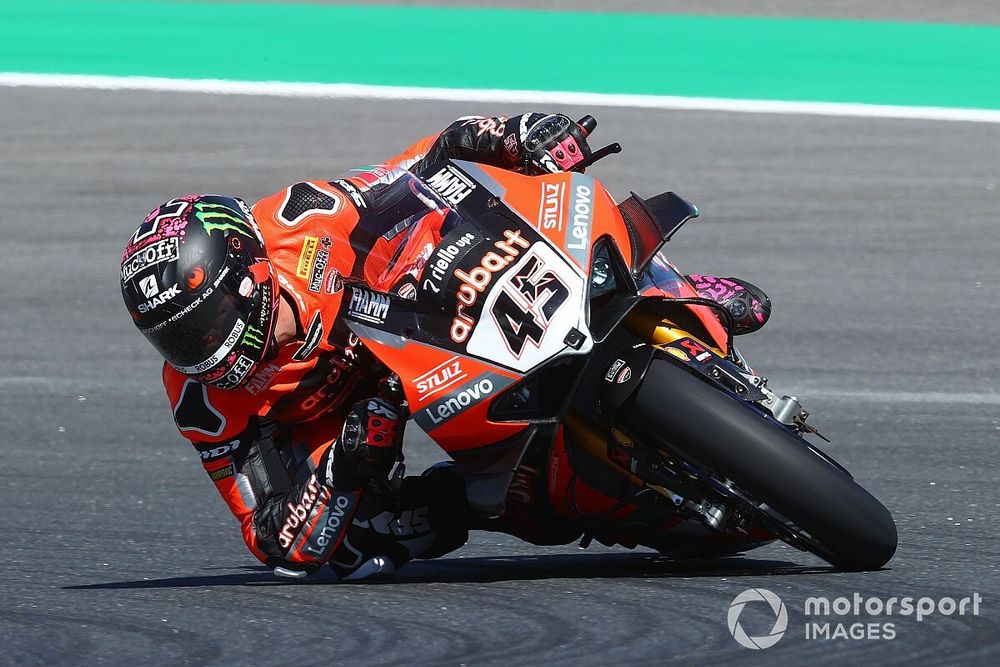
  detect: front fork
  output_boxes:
[573,308,825,533]
[620,306,827,439]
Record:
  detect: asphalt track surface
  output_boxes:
[1,83,999,665]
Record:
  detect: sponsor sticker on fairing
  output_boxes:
[413,373,515,430]
[414,356,467,400]
[605,359,626,382]
[425,165,476,207]
[538,182,565,232]
[464,239,590,373]
[421,231,477,296]
[679,338,713,363]
[347,288,390,325]
[487,253,571,359]
[397,282,417,300]
[566,183,592,254]
[449,229,531,344]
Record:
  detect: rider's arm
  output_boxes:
[384,115,516,171]
[165,368,364,574]
[195,418,363,575]
[383,113,590,174]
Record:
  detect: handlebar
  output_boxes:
[570,115,619,172]
[577,115,597,137]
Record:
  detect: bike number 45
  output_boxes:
[490,255,569,358]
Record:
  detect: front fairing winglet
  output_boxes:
[617,191,699,277]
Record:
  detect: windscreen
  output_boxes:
[351,171,467,290]
[636,251,695,297]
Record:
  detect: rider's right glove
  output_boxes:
[506,113,593,175]
[329,397,402,491]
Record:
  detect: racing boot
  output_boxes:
[325,464,472,580]
[685,274,772,335]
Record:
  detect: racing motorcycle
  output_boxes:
[341,118,897,571]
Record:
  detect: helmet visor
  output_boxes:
[138,265,258,374]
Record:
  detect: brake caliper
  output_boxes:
[753,379,830,442]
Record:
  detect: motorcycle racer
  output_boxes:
[119,113,602,579]
[120,112,772,580]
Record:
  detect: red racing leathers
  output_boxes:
[161,114,563,576]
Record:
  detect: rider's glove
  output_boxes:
[330,397,402,490]
[506,113,593,175]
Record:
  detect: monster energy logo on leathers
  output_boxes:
[195,201,254,236]
[243,325,266,350]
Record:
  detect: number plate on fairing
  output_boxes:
[466,241,591,373]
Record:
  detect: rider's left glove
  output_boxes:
[506,113,593,175]
[330,397,402,490]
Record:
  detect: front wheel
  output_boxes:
[619,358,897,570]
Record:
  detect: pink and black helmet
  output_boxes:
[120,195,279,389]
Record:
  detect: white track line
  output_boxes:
[3,72,1000,124]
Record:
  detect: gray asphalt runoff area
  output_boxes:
[2,74,1000,667]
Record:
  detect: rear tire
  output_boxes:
[620,358,897,570]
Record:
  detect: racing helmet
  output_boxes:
[120,194,280,389]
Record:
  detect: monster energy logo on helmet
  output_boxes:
[195,201,255,236]
[243,325,266,350]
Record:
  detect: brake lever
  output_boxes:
[570,142,623,172]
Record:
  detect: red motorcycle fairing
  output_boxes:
[356,332,528,452]
[339,160,766,554]
[344,160,731,455]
